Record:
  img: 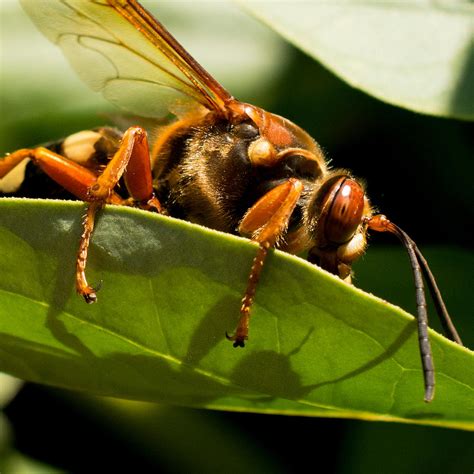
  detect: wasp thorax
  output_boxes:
[232,122,259,140]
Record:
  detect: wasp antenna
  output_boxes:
[396,226,435,403]
[367,215,435,402]
[410,242,463,346]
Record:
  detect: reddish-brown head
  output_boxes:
[306,174,369,279]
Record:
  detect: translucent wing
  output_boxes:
[20,0,233,118]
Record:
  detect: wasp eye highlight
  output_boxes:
[324,178,365,244]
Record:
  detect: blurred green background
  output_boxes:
[1,1,473,472]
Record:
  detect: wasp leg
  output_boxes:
[0,147,122,203]
[1,126,161,302]
[74,125,162,299]
[88,125,162,212]
[226,178,304,347]
[0,149,31,178]
[76,201,102,303]
[1,146,128,302]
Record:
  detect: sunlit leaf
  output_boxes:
[240,1,474,119]
[0,199,472,429]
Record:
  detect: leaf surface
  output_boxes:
[0,199,472,429]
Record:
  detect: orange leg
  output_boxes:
[75,126,162,299]
[76,201,102,303]
[227,178,303,347]
[76,126,164,300]
[89,126,162,212]
[1,146,124,300]
[1,126,161,302]
[0,147,124,203]
[0,149,31,178]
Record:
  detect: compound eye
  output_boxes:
[324,178,365,244]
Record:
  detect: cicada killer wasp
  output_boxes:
[0,0,463,402]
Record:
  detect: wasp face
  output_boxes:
[306,174,370,281]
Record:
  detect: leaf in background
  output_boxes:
[0,199,472,429]
[0,374,22,409]
[239,0,474,119]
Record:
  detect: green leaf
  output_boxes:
[239,1,474,119]
[0,199,472,429]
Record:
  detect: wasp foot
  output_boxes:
[80,280,102,304]
[225,331,247,348]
